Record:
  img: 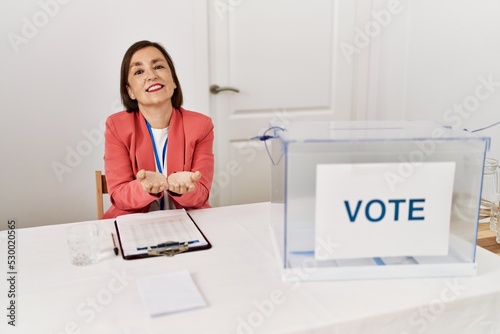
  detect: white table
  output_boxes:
[2,202,500,334]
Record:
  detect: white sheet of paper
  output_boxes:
[315,161,455,260]
[137,270,207,317]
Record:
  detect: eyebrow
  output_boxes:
[129,58,166,69]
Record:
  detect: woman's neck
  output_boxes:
[140,104,173,129]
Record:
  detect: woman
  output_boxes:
[102,40,214,218]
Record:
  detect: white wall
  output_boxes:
[405,0,500,161]
[0,0,209,229]
[349,0,500,159]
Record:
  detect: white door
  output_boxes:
[208,0,355,207]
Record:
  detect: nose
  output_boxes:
[145,68,158,81]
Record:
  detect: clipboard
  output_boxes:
[114,209,211,260]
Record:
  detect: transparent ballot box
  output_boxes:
[269,121,490,281]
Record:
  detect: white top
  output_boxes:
[149,127,175,211]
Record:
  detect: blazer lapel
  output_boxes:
[134,112,156,174]
[167,108,186,174]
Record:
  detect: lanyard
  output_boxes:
[145,120,168,209]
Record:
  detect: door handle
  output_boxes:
[210,84,240,94]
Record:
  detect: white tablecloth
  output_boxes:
[1,202,500,334]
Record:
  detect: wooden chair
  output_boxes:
[95,170,108,219]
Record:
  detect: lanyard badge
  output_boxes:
[145,120,168,210]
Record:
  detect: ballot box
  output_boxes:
[268,121,490,281]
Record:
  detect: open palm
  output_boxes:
[136,170,168,194]
[167,171,202,194]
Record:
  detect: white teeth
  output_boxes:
[148,84,162,92]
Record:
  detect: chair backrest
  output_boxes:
[95,170,108,219]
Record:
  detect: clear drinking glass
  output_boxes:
[67,223,100,266]
[491,193,500,233]
[480,158,499,229]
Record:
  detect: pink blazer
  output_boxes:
[102,108,214,219]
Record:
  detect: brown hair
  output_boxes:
[120,40,183,112]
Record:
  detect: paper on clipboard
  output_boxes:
[114,209,210,259]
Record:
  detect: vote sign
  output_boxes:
[315,162,456,260]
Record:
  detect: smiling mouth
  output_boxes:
[147,84,164,92]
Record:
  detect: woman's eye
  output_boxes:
[134,69,143,75]
[154,65,164,70]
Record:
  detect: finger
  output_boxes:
[136,169,146,181]
[168,183,178,193]
[151,182,162,194]
[153,185,164,194]
[191,171,202,181]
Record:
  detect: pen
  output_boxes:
[136,240,199,251]
[111,233,119,256]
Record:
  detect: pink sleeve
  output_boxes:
[169,117,214,209]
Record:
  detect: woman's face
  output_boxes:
[126,46,176,110]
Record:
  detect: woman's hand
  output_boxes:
[136,169,169,194]
[167,171,202,194]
